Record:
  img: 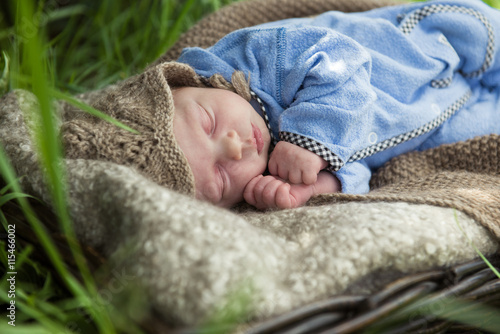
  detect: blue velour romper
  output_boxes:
[177,0,500,194]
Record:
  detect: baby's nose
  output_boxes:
[223,130,242,160]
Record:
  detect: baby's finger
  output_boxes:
[288,168,303,184]
[243,175,263,206]
[250,175,278,209]
[253,176,272,207]
[261,178,285,208]
[276,164,289,182]
[269,154,284,178]
[268,155,278,176]
[275,183,292,209]
[301,170,318,185]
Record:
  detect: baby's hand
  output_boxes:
[244,172,341,210]
[243,175,312,210]
[268,141,328,185]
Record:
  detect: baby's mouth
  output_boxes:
[252,124,264,154]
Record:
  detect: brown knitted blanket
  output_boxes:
[317,135,500,239]
[154,0,403,64]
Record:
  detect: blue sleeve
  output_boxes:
[277,27,376,162]
[177,27,283,102]
[276,28,379,194]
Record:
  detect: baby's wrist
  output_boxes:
[313,171,341,195]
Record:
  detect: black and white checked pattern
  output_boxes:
[400,4,495,79]
[250,90,344,170]
[348,90,472,162]
[431,77,452,88]
[199,76,211,87]
[250,90,278,146]
[280,131,344,171]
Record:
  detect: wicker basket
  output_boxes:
[243,257,500,333]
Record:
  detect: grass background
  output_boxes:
[0,0,500,333]
[0,1,239,333]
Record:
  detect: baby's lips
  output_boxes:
[252,123,264,154]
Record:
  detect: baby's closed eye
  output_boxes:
[198,104,215,135]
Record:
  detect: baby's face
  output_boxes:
[172,87,271,208]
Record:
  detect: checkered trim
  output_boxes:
[280,132,344,171]
[400,4,495,79]
[250,90,343,170]
[431,77,452,89]
[348,90,472,162]
[250,90,278,146]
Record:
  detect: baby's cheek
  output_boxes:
[199,182,220,204]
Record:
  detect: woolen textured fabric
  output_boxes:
[312,134,500,239]
[61,62,204,195]
[1,0,500,328]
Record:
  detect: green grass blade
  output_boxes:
[10,2,117,332]
[0,210,8,229]
[50,89,139,134]
[484,0,500,9]
[453,210,500,278]
[0,177,23,195]
[0,192,36,207]
[0,288,70,332]
[0,144,102,330]
[160,0,197,52]
[0,51,9,95]
[44,5,87,23]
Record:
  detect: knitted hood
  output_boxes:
[62,62,208,195]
